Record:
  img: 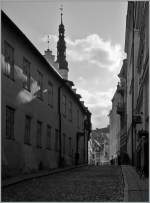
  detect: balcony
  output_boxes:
[116,103,124,115]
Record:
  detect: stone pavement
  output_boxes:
[121,165,149,202]
[2,164,87,188]
[2,165,124,202]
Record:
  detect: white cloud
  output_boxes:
[40,33,125,129]
[40,34,125,74]
[65,34,125,74]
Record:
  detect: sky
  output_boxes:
[2,0,127,129]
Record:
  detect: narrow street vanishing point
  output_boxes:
[2,165,124,202]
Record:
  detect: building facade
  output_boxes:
[109,1,149,175]
[125,1,149,176]
[1,11,91,178]
[109,91,121,163]
[89,127,109,165]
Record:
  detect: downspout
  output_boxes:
[132,2,135,166]
[58,85,63,167]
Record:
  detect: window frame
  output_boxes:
[24,115,31,145]
[6,105,15,140]
[48,81,53,107]
[36,120,42,148]
[37,70,43,100]
[23,57,31,91]
[4,40,14,80]
[46,124,51,150]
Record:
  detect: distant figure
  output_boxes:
[110,156,113,165]
[118,155,121,165]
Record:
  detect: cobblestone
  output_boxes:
[2,165,124,202]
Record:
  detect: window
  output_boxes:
[4,41,14,80]
[46,125,51,150]
[55,129,59,151]
[36,121,42,148]
[63,133,66,154]
[37,71,43,100]
[68,137,72,156]
[77,110,79,128]
[62,95,67,116]
[68,100,72,121]
[24,115,31,145]
[6,106,15,139]
[23,57,30,91]
[48,82,53,107]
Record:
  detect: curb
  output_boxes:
[120,165,128,202]
[2,164,88,188]
[122,167,128,202]
[121,165,149,202]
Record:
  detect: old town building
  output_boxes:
[109,2,149,175]
[125,1,149,176]
[88,127,109,165]
[109,91,120,163]
[1,10,91,178]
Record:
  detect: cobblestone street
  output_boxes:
[2,165,124,202]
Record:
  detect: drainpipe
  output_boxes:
[132,2,135,166]
[58,85,63,167]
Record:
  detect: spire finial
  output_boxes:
[60,4,63,24]
[47,35,50,50]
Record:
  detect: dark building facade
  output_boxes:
[125,1,149,176]
[1,11,91,178]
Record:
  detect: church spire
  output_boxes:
[57,5,69,80]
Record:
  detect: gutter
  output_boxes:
[58,85,63,167]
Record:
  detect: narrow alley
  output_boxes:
[2,165,124,202]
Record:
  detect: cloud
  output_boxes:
[40,33,125,129]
